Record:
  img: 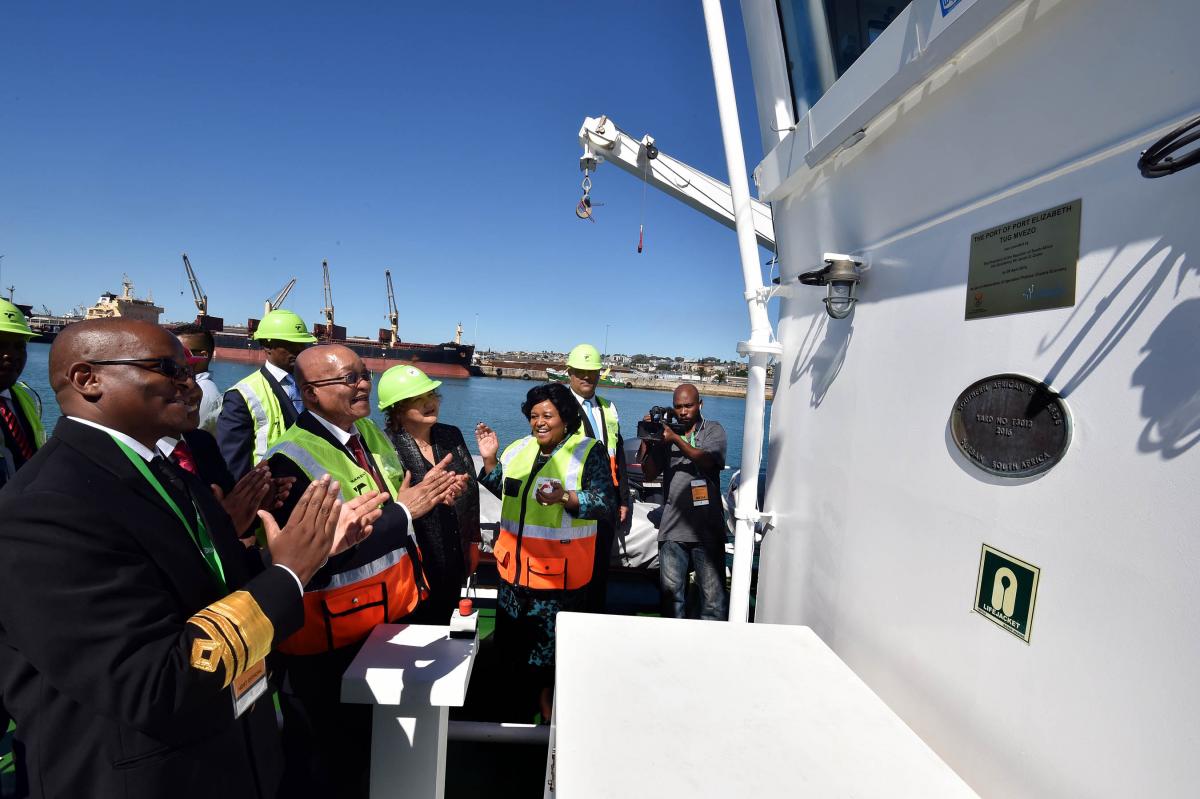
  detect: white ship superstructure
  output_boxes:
[734,0,1200,795]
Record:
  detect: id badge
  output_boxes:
[689,479,710,507]
[231,658,268,718]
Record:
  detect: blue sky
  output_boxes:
[1,2,768,359]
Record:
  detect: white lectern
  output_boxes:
[342,623,477,799]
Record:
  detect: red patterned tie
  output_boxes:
[347,435,387,494]
[0,397,35,462]
[170,439,200,476]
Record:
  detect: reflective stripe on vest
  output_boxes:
[594,395,620,459]
[232,371,287,465]
[11,382,45,448]
[279,557,419,655]
[265,418,423,655]
[495,433,598,590]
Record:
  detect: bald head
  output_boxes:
[295,345,372,430]
[673,383,699,405]
[672,383,702,428]
[51,319,174,394]
[51,318,194,447]
[294,344,355,386]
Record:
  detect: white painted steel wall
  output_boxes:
[748,0,1200,796]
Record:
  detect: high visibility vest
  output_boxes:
[231,370,288,466]
[10,382,45,449]
[495,433,599,591]
[592,395,621,486]
[264,418,425,654]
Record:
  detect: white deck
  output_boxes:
[551,613,977,798]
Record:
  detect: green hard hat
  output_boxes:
[378,364,442,411]
[0,299,36,339]
[253,309,317,343]
[566,343,602,370]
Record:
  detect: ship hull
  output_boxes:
[213,333,474,378]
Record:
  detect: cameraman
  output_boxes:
[639,384,728,620]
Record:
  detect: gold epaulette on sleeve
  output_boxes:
[187,590,275,687]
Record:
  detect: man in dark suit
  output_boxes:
[217,309,316,479]
[0,318,375,799]
[0,298,43,793]
[564,344,633,613]
[264,344,464,799]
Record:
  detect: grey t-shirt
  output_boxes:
[654,418,727,546]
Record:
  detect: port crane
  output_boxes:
[181,253,207,319]
[384,269,399,346]
[264,277,297,318]
[578,114,775,249]
[320,259,335,336]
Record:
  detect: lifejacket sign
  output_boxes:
[974,544,1040,643]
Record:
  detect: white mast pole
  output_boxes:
[700,0,778,623]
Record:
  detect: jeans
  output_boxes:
[658,540,729,620]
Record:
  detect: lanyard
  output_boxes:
[685,429,698,448]
[111,437,228,591]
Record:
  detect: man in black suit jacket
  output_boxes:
[218,362,301,479]
[217,317,314,479]
[0,319,368,799]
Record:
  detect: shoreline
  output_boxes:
[207,355,769,399]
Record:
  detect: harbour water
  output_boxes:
[20,344,767,492]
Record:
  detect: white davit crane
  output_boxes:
[264,277,297,318]
[181,253,207,318]
[578,114,775,249]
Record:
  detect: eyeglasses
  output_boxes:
[87,357,193,381]
[305,370,372,388]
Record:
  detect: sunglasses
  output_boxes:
[87,357,193,381]
[305,370,373,388]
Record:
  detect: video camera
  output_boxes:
[637,405,690,442]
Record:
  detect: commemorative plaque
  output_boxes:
[950,374,1070,478]
[965,200,1081,320]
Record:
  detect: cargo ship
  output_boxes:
[196,259,475,378]
[20,277,158,344]
[210,325,475,378]
[21,262,475,377]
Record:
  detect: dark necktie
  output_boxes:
[170,439,199,476]
[150,455,194,516]
[0,397,35,463]
[347,435,387,494]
